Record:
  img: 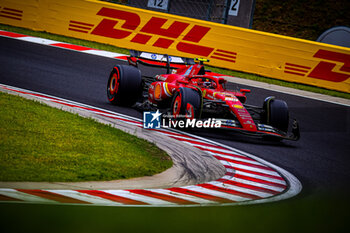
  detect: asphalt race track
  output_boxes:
[1,35,350,201]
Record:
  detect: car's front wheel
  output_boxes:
[263,96,289,133]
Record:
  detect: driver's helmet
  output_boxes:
[202,80,216,89]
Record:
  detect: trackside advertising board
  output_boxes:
[1,0,350,93]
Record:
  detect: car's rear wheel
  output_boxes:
[107,64,142,106]
[263,96,289,132]
[171,87,202,119]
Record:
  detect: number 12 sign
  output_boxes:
[147,0,169,10]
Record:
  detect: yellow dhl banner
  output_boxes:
[1,0,350,93]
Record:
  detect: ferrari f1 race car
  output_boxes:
[107,51,300,141]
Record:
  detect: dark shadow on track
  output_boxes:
[182,129,298,148]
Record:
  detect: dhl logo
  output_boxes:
[285,50,350,83]
[68,7,350,84]
[69,7,237,63]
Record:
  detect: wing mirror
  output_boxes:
[240,89,251,94]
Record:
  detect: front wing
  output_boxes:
[214,118,300,141]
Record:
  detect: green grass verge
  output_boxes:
[0,92,172,182]
[1,23,349,100]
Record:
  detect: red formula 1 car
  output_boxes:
[107,51,300,141]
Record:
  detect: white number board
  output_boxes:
[228,0,241,16]
[147,0,169,10]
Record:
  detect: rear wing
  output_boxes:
[128,50,195,74]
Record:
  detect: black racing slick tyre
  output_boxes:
[107,64,142,106]
[263,97,289,133]
[171,87,202,119]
